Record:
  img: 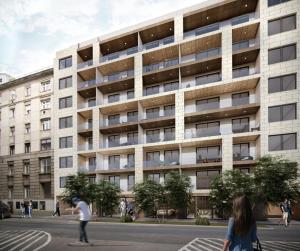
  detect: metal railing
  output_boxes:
[78,144,93,151]
[143,36,174,50]
[184,23,220,39]
[146,133,175,143]
[100,70,134,83]
[78,79,96,89]
[100,46,139,63]
[144,110,175,120]
[77,59,93,69]
[106,139,138,148]
[143,58,179,73]
[144,160,180,168]
[231,14,250,26]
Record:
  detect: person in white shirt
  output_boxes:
[67,197,91,244]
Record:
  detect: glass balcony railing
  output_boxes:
[232,97,250,106]
[184,23,220,39]
[78,101,96,109]
[78,123,93,130]
[100,70,134,84]
[78,79,96,89]
[197,156,222,163]
[196,47,221,61]
[196,72,222,86]
[102,116,138,127]
[146,133,175,143]
[100,46,139,63]
[78,144,93,151]
[106,139,138,148]
[196,128,221,137]
[196,102,220,112]
[231,14,250,26]
[232,124,250,134]
[233,153,254,161]
[77,59,93,69]
[145,110,175,120]
[143,36,174,50]
[144,159,180,168]
[232,40,251,52]
[143,58,179,73]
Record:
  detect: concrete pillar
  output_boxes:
[174,14,184,42]
[222,135,233,172]
[221,28,232,81]
[93,40,100,66]
[134,54,143,98]
[175,92,185,141]
[93,108,99,150]
[135,146,143,183]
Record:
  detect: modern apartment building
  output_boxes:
[52,0,300,216]
[0,68,54,212]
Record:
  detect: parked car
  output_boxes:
[0,201,11,219]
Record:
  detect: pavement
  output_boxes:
[1,216,300,251]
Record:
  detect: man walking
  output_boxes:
[53,201,60,216]
[280,198,290,227]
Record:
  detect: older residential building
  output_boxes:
[0,68,54,212]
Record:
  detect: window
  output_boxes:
[196,72,221,85]
[25,86,31,96]
[108,94,120,103]
[8,161,14,176]
[196,196,210,210]
[127,111,138,122]
[88,98,96,107]
[25,142,31,153]
[233,143,250,160]
[269,133,297,151]
[59,76,72,89]
[146,151,160,167]
[41,99,51,109]
[146,107,159,119]
[196,146,221,163]
[127,154,135,168]
[40,157,51,174]
[9,145,15,155]
[25,104,31,115]
[9,126,15,137]
[8,188,13,199]
[108,114,120,125]
[164,127,175,141]
[59,136,73,148]
[127,90,134,99]
[145,85,159,96]
[196,122,220,137]
[59,176,69,188]
[41,81,51,92]
[108,135,120,147]
[232,92,249,106]
[41,118,51,130]
[59,116,72,129]
[59,96,72,109]
[196,170,220,189]
[40,138,51,150]
[10,108,15,118]
[268,103,296,122]
[233,66,249,78]
[24,187,30,198]
[232,117,249,133]
[268,0,291,7]
[109,176,120,187]
[164,150,179,165]
[268,73,296,93]
[148,173,160,183]
[268,14,296,36]
[268,44,296,64]
[127,132,138,145]
[59,156,73,168]
[146,129,160,143]
[164,105,175,116]
[23,160,30,174]
[108,155,120,169]
[25,123,31,134]
[164,82,179,92]
[88,157,96,171]
[59,56,72,69]
[196,97,219,111]
[128,175,135,191]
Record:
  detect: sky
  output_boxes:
[0,0,205,77]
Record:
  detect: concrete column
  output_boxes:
[221,27,232,81]
[174,14,184,42]
[93,40,100,66]
[93,108,99,150]
[134,54,143,98]
[135,146,143,184]
[222,135,233,172]
[175,92,185,141]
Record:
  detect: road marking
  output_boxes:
[0,231,30,246]
[179,238,300,251]
[8,232,42,251]
[0,231,38,250]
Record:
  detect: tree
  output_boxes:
[94,180,120,217]
[164,171,192,218]
[133,179,165,217]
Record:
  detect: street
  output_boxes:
[0,217,300,251]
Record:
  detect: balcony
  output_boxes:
[78,79,96,90]
[77,99,96,109]
[143,36,174,51]
[143,58,179,74]
[184,23,220,39]
[77,46,93,70]
[78,59,93,70]
[100,46,138,63]
[100,70,134,85]
[39,173,51,183]
[78,123,93,137]
[78,165,96,173]
[78,144,93,151]
[232,124,250,134]
[144,159,180,169]
[100,117,138,135]
[145,132,175,144]
[104,139,138,148]
[140,112,175,130]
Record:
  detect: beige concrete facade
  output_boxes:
[54,0,300,213]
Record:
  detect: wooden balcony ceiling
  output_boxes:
[140,93,175,107]
[184,76,260,100]
[78,109,93,117]
[232,22,259,43]
[144,144,179,151]
[143,45,179,65]
[78,87,96,98]
[143,68,179,85]
[97,77,134,94]
[140,116,175,129]
[181,138,222,147]
[140,21,174,43]
[232,46,260,66]
[92,167,135,175]
[98,146,135,155]
[180,33,221,56]
[183,0,258,32]
[180,57,221,77]
[98,57,134,76]
[185,103,260,124]
[78,152,96,158]
[78,68,95,80]
[100,123,138,135]
[78,129,93,137]
[100,33,138,56]
[100,100,138,115]
[233,133,260,143]
[78,46,93,61]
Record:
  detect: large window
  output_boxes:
[108,114,120,125]
[40,81,51,92]
[127,90,134,99]
[108,155,120,169]
[127,154,135,168]
[233,143,250,160]
[24,142,31,153]
[196,170,220,189]
[41,118,51,131]
[146,129,160,143]
[268,103,296,122]
[59,76,72,89]
[40,157,51,174]
[59,176,69,188]
[146,107,160,119]
[145,85,159,96]
[268,73,296,93]
[196,72,221,85]
[232,92,249,106]
[59,96,72,109]
[232,117,249,133]
[59,56,72,69]
[268,44,296,64]
[268,14,296,36]
[9,145,15,155]
[108,135,120,147]
[269,133,297,151]
[59,116,72,129]
[145,151,160,167]
[108,94,120,103]
[164,82,179,92]
[59,156,73,168]
[128,175,135,191]
[41,99,51,110]
[164,105,175,116]
[164,127,175,141]
[164,150,179,165]
[40,138,51,150]
[268,0,291,7]
[127,132,138,145]
[148,173,160,183]
[127,111,138,122]
[196,146,221,163]
[59,136,73,148]
[109,176,120,187]
[23,160,30,174]
[233,66,249,78]
[196,122,220,137]
[196,97,219,111]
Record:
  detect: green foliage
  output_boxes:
[133,179,165,216]
[120,215,133,223]
[195,216,210,225]
[94,179,120,217]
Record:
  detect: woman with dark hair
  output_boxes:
[222,195,257,251]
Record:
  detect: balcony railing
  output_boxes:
[77,59,93,69]
[184,23,220,39]
[78,101,96,109]
[196,102,220,112]
[231,14,250,26]
[146,133,175,143]
[143,36,174,50]
[144,159,180,168]
[232,40,251,52]
[78,123,93,130]
[233,153,254,161]
[185,129,220,139]
[196,72,222,86]
[196,156,222,163]
[102,116,138,127]
[78,144,93,151]
[100,70,134,84]
[78,79,96,89]
[232,97,250,106]
[232,125,250,134]
[145,110,175,120]
[100,46,139,63]
[143,58,179,73]
[106,139,138,148]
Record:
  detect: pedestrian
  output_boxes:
[53,201,61,216]
[222,195,258,251]
[20,202,25,218]
[66,196,91,245]
[280,198,290,227]
[28,200,32,218]
[287,200,293,225]
[24,201,29,218]
[120,199,126,217]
